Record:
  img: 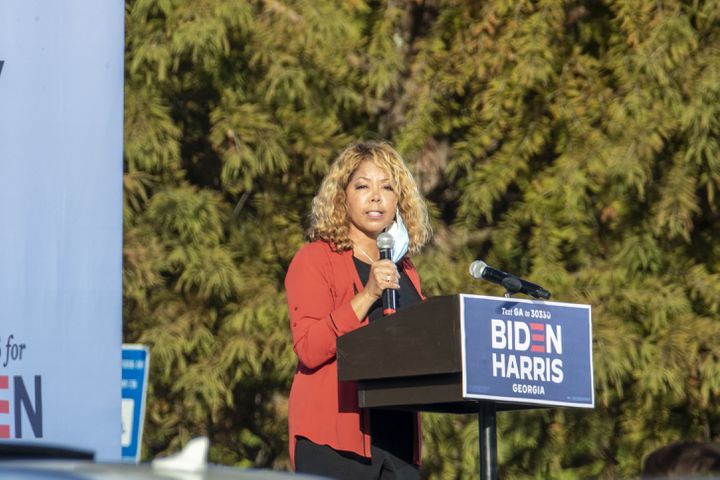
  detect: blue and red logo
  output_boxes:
[462,295,594,407]
[0,374,43,439]
[490,314,564,387]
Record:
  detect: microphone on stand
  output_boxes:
[469,260,551,299]
[377,233,397,315]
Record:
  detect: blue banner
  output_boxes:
[0,1,124,460]
[122,345,150,463]
[461,294,594,408]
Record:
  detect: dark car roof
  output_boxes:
[0,460,326,479]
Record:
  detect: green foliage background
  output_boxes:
[123,0,720,477]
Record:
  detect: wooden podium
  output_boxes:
[337,294,594,479]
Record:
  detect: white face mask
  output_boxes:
[384,208,409,263]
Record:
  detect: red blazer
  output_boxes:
[285,240,423,468]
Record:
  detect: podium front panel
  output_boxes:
[461,294,594,408]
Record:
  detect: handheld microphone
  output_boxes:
[377,233,397,315]
[469,260,551,299]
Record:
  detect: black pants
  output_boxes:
[295,437,419,480]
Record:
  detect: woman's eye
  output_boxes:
[355,184,367,189]
[383,185,394,191]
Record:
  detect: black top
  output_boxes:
[352,257,422,323]
[352,256,422,463]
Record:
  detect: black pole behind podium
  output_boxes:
[479,402,498,480]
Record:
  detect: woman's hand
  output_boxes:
[350,259,399,321]
[364,259,400,300]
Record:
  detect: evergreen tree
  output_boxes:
[124,0,720,477]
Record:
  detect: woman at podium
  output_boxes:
[285,141,432,479]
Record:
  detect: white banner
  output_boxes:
[0,1,124,461]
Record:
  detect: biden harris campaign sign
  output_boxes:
[461,294,594,408]
[0,1,124,460]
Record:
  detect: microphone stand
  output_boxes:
[502,276,522,298]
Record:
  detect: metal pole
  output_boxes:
[479,402,498,480]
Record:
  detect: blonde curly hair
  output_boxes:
[308,141,432,253]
